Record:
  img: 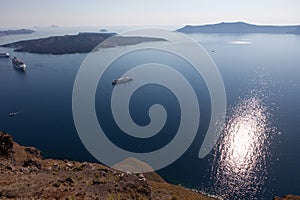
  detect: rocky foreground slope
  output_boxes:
[0,132,215,200]
[1,131,299,200]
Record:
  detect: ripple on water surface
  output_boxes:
[211,94,277,199]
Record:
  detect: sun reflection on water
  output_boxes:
[212,96,275,199]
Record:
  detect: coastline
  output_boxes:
[1,131,298,199]
[0,32,167,55]
[0,24,299,199]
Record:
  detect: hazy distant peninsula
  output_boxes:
[0,32,167,54]
[177,22,300,34]
[0,29,35,36]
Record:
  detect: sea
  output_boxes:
[0,26,299,199]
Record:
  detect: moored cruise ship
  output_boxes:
[112,77,133,85]
[0,52,10,58]
[12,57,26,70]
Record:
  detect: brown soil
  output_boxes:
[0,132,215,200]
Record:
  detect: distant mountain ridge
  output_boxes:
[0,29,35,36]
[177,22,300,34]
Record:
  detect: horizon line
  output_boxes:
[1,21,300,30]
[0,20,300,29]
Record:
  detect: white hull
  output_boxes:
[13,63,26,70]
[0,52,10,58]
[12,57,26,70]
[112,77,133,85]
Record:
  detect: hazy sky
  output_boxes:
[1,0,300,28]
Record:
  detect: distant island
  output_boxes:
[1,130,299,199]
[177,22,300,34]
[0,29,35,36]
[49,25,60,28]
[1,32,167,54]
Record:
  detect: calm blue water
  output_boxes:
[0,29,300,199]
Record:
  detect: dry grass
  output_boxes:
[149,181,215,200]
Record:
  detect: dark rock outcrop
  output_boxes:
[23,159,42,170]
[0,132,13,157]
[24,147,41,158]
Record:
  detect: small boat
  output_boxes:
[9,112,17,117]
[8,111,21,117]
[12,57,26,70]
[112,77,133,85]
[0,52,10,58]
